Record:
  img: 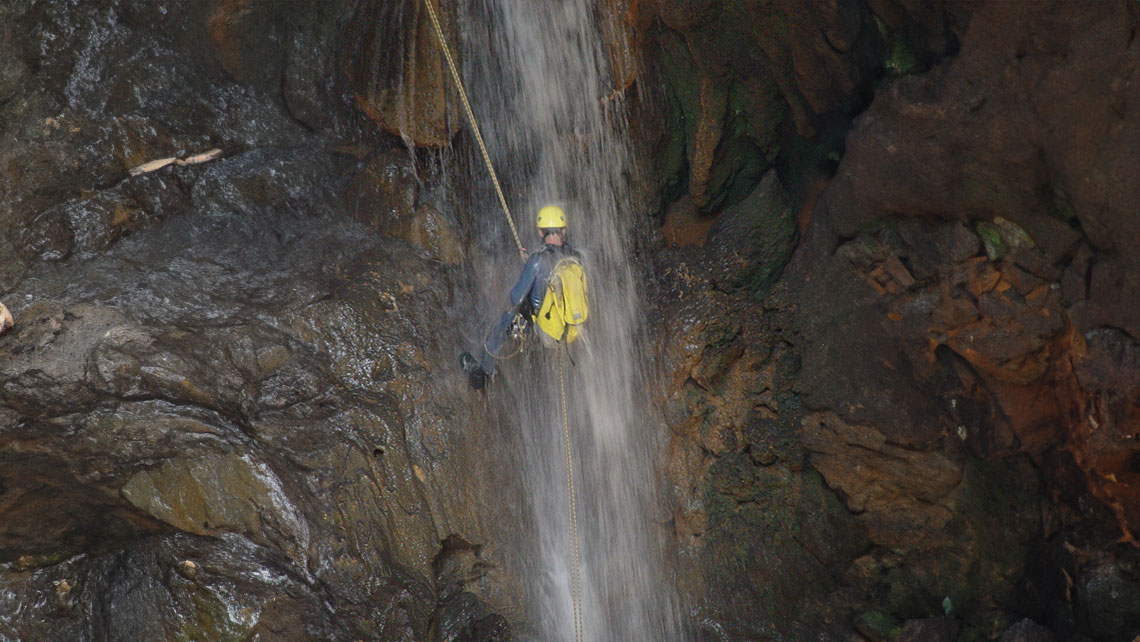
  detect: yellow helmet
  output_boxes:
[536,205,567,229]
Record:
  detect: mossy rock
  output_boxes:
[1076,557,1140,640]
[974,217,1035,261]
[705,170,797,297]
[875,16,921,77]
[657,28,785,213]
[659,29,700,205]
[873,455,1041,630]
[1050,183,1079,221]
[855,609,901,641]
[703,122,767,214]
[701,80,782,213]
[700,449,838,637]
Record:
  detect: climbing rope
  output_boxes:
[559,348,585,642]
[420,0,527,260]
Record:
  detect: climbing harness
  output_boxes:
[420,0,526,260]
[559,348,585,642]
[421,2,586,636]
[482,309,529,360]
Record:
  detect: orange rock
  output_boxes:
[688,75,728,208]
[965,258,1001,297]
[208,0,247,81]
[345,0,461,147]
[661,197,715,247]
[598,0,639,93]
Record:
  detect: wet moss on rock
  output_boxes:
[855,609,901,641]
[874,17,921,78]
[174,584,257,642]
[705,170,797,298]
[974,217,1035,261]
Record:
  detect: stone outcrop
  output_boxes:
[633,0,898,212]
[648,0,1140,640]
[344,0,463,147]
[1,2,520,640]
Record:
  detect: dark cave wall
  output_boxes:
[638,0,1140,640]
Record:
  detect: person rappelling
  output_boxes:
[412,0,590,389]
[460,204,589,389]
[420,2,588,634]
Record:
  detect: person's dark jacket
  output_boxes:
[509,243,579,313]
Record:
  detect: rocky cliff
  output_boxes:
[2,1,1138,641]
[2,2,521,640]
[643,0,1140,640]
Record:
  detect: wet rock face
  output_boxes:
[1,144,520,639]
[634,0,904,212]
[1,2,521,640]
[0,0,359,289]
[647,0,1140,641]
[801,0,1140,541]
[343,0,462,147]
[0,533,331,642]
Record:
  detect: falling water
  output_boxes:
[454,1,687,640]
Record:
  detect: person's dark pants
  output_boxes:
[479,309,518,374]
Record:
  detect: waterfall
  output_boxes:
[453,1,687,639]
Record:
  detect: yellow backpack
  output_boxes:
[536,258,589,343]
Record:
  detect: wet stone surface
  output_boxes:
[1,141,522,639]
[1,2,524,640]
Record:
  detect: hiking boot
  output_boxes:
[459,352,488,390]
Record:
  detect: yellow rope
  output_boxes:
[420,0,527,261]
[560,348,585,642]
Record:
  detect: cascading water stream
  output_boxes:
[452,1,688,639]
